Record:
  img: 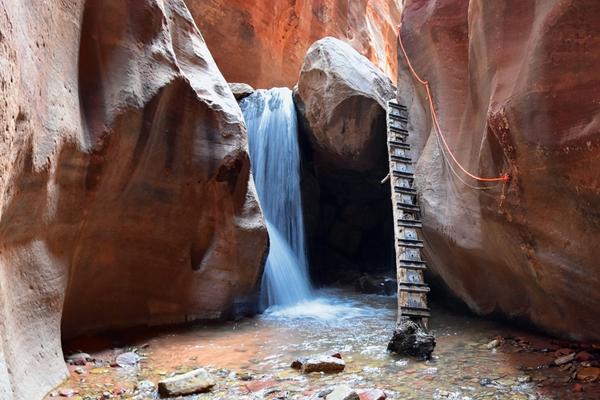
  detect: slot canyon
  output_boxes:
[0,1,598,399]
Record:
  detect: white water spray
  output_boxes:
[240,88,313,308]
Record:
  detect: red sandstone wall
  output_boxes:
[185,0,402,88]
[399,0,600,341]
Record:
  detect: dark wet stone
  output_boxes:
[387,319,435,360]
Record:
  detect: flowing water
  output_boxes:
[240,88,312,307]
[54,289,600,399]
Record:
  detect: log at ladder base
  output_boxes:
[385,99,436,360]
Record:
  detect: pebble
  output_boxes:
[358,388,386,400]
[115,351,140,367]
[157,368,215,397]
[66,353,91,366]
[554,353,576,366]
[325,385,360,400]
[576,367,600,382]
[486,339,501,349]
[58,388,78,397]
[295,355,346,374]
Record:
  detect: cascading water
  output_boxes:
[240,88,313,308]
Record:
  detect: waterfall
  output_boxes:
[240,88,313,308]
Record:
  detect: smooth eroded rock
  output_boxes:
[158,368,215,397]
[295,37,395,172]
[400,0,600,341]
[0,0,267,398]
[295,37,396,284]
[229,83,255,101]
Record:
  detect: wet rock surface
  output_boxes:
[300,355,346,374]
[49,290,600,399]
[388,319,436,361]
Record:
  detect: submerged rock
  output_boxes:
[325,385,360,400]
[157,368,215,397]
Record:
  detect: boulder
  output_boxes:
[400,0,600,341]
[0,0,267,398]
[295,37,395,172]
[295,37,396,284]
[184,0,402,87]
[229,83,255,101]
[158,368,215,397]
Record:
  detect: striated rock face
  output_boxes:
[0,0,267,398]
[184,0,402,88]
[400,0,600,340]
[295,38,396,283]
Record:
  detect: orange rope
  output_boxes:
[398,26,510,184]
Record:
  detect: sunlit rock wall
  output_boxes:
[400,0,600,341]
[0,1,267,398]
[185,0,402,87]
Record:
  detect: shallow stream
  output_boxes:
[51,289,600,399]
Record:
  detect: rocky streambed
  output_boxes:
[48,290,600,399]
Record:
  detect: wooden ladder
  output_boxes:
[386,99,431,328]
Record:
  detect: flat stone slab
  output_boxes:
[326,385,359,400]
[158,368,215,397]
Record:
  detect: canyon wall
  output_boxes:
[0,1,267,398]
[400,0,600,340]
[184,0,402,88]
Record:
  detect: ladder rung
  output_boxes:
[399,281,427,288]
[394,186,416,195]
[391,155,412,163]
[388,101,407,111]
[388,141,410,150]
[399,263,427,271]
[389,126,409,134]
[399,285,430,293]
[389,114,408,123]
[398,239,424,248]
[400,308,431,318]
[396,203,420,212]
[392,171,414,180]
[397,220,423,229]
